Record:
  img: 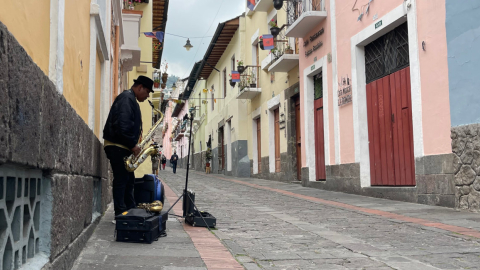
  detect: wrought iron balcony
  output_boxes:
[123,0,148,9]
[174,119,191,141]
[286,0,327,38]
[266,26,300,72]
[237,66,262,100]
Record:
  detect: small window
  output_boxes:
[231,54,235,71]
[211,85,215,111]
[223,68,227,98]
[314,73,323,100]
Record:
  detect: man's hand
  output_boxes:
[131,146,141,157]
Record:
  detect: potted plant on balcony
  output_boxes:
[271,46,278,54]
[285,44,294,54]
[237,60,245,74]
[269,19,280,37]
[154,78,160,88]
[161,61,168,83]
[259,36,264,50]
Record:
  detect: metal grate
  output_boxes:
[365,22,409,84]
[0,166,48,270]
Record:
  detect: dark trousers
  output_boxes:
[172,163,177,173]
[104,146,136,216]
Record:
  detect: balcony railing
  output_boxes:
[286,0,327,38]
[237,66,262,100]
[174,118,191,141]
[266,26,300,72]
[123,0,148,9]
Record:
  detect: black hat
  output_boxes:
[134,75,154,93]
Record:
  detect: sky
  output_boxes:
[161,0,245,80]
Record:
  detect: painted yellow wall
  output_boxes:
[0,0,50,74]
[128,3,156,178]
[192,80,208,154]
[95,53,102,137]
[244,8,299,161]
[202,25,250,153]
[63,0,91,123]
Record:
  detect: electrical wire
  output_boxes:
[181,0,226,78]
[165,33,213,39]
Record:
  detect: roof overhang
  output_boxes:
[152,0,169,68]
[198,16,241,79]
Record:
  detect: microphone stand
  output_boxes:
[164,107,212,231]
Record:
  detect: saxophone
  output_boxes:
[124,100,164,172]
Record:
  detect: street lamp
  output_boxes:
[184,39,193,51]
[171,82,177,91]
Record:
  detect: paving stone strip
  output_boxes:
[208,173,480,239]
[160,169,480,270]
[161,178,245,270]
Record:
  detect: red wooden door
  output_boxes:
[314,98,326,180]
[274,109,281,172]
[366,67,414,186]
[295,97,302,180]
[257,118,262,173]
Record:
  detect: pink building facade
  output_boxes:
[293,0,454,207]
[161,79,191,166]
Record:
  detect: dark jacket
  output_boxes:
[103,89,142,149]
[170,154,179,165]
[161,155,167,164]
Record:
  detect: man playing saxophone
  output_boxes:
[103,76,154,221]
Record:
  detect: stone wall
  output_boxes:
[304,155,456,208]
[206,141,250,178]
[451,124,480,211]
[250,153,297,182]
[0,21,111,270]
[415,154,455,207]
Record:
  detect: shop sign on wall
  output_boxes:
[304,28,325,57]
[338,75,352,106]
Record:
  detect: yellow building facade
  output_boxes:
[127,1,167,177]
[0,0,123,138]
[188,2,300,180]
[243,2,300,181]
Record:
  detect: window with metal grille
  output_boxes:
[314,73,323,100]
[365,22,409,84]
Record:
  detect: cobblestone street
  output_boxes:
[160,169,480,270]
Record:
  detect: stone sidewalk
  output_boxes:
[71,171,243,270]
[73,168,480,269]
[71,202,207,270]
[160,169,480,270]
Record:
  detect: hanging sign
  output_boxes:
[338,75,352,106]
[231,71,240,82]
[263,34,275,50]
[247,0,255,11]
